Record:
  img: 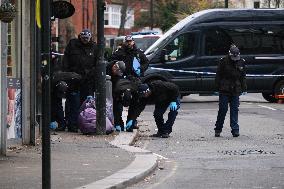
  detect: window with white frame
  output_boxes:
[125,9,134,28]
[105,4,134,28]
[104,6,109,25]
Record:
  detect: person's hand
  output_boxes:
[241,92,247,95]
[115,125,122,132]
[169,102,177,111]
[135,67,141,76]
[126,120,133,130]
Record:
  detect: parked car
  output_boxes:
[143,9,284,103]
[112,31,161,52]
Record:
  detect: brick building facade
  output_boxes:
[55,0,151,50]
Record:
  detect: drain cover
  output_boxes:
[218,149,276,155]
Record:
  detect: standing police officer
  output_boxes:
[62,29,98,132]
[110,35,149,79]
[214,44,247,137]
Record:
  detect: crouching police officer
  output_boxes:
[50,81,68,130]
[49,48,67,131]
[107,60,129,131]
[214,44,247,137]
[107,60,141,131]
[109,35,149,131]
[126,80,180,138]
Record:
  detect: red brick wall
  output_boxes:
[69,0,149,35]
[57,0,150,48]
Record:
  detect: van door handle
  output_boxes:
[255,56,284,60]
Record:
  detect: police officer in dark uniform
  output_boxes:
[50,50,66,131]
[109,35,149,131]
[214,44,247,137]
[126,81,180,137]
[110,35,149,79]
[62,29,98,132]
[107,61,128,131]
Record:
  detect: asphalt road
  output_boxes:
[129,93,284,189]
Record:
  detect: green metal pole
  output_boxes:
[96,0,106,135]
[0,17,8,156]
[41,0,51,188]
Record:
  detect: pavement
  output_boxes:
[0,126,158,189]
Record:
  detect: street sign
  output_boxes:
[52,1,75,19]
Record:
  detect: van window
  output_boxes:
[204,27,257,55]
[204,26,284,56]
[251,26,284,54]
[164,32,196,61]
[204,29,232,56]
[224,28,254,54]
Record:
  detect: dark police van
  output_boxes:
[143,9,284,102]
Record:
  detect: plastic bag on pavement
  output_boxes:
[78,96,114,134]
[106,99,114,124]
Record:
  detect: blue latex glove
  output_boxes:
[87,95,93,101]
[135,67,141,76]
[169,102,177,111]
[115,125,122,132]
[241,92,247,95]
[50,121,58,130]
[133,57,141,76]
[126,120,133,130]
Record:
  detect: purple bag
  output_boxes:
[78,107,97,134]
[78,97,114,134]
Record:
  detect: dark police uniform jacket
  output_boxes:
[109,44,149,78]
[215,56,247,96]
[63,38,98,86]
[127,80,180,121]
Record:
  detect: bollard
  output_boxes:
[106,75,112,102]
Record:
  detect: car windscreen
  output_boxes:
[134,37,160,51]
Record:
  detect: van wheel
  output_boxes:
[262,93,277,103]
[274,80,284,102]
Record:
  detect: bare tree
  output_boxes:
[91,0,97,40]
[263,0,284,8]
[118,0,142,36]
[58,17,76,50]
[275,0,284,8]
[262,0,271,8]
[118,0,128,36]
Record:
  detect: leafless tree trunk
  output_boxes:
[275,0,281,7]
[262,0,284,8]
[92,0,97,41]
[264,0,272,8]
[58,17,76,51]
[65,18,76,41]
[118,0,128,36]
